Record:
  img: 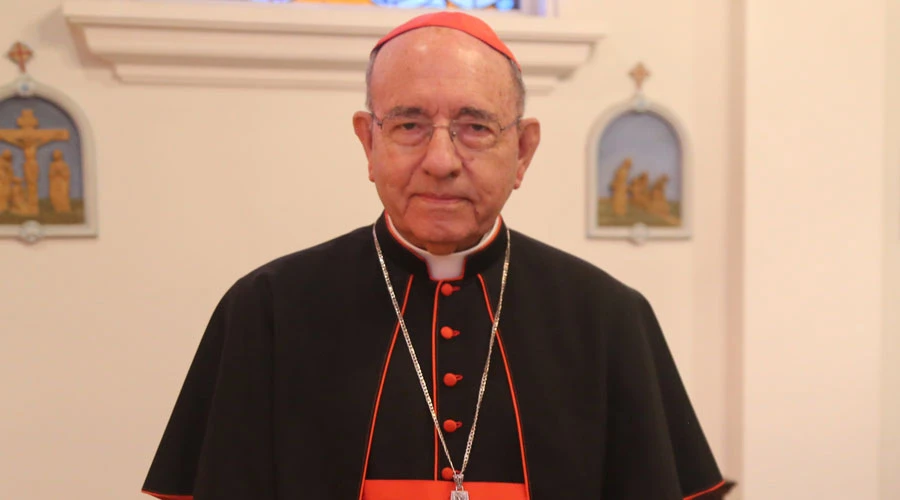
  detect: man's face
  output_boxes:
[353,27,540,255]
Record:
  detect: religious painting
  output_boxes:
[586,63,691,244]
[0,42,96,243]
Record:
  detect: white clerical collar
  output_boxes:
[385,215,502,281]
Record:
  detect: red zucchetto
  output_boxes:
[373,11,519,69]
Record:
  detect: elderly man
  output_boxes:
[142,11,723,500]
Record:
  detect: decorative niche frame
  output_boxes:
[0,44,98,244]
[586,64,692,245]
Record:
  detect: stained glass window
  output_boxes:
[249,0,520,10]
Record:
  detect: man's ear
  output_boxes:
[353,111,376,181]
[513,117,540,189]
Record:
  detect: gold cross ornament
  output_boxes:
[7,41,33,74]
[629,62,650,91]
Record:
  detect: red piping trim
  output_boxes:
[477,274,531,500]
[357,275,415,500]
[431,281,441,479]
[683,480,726,500]
[141,491,192,500]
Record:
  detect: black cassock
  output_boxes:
[143,215,723,500]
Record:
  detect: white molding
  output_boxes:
[62,0,603,95]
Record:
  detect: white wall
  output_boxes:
[3,0,895,499]
[880,0,900,497]
[548,1,739,482]
[742,1,886,499]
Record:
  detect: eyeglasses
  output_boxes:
[371,112,520,152]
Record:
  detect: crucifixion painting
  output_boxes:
[0,99,83,225]
[1,41,90,239]
[0,108,71,217]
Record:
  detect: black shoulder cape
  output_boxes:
[143,215,723,500]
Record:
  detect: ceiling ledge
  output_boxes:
[62,0,604,95]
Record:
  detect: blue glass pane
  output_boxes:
[372,0,445,6]
[247,0,519,8]
[449,0,509,8]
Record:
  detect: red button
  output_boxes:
[443,420,462,433]
[441,467,455,481]
[440,326,460,340]
[443,373,463,387]
[441,283,459,296]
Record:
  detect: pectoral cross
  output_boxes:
[450,472,469,500]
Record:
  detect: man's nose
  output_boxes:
[420,126,463,178]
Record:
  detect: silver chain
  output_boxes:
[372,223,511,480]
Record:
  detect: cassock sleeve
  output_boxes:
[142,273,276,500]
[602,291,724,500]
